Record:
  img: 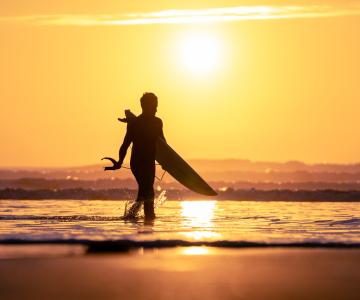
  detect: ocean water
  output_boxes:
[0,198,360,245]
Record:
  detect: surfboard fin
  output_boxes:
[101,157,121,171]
[118,118,128,123]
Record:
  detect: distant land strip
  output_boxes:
[1,188,360,202]
[2,178,360,191]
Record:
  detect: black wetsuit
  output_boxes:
[122,114,165,202]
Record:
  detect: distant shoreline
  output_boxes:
[1,188,360,202]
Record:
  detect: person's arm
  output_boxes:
[118,125,132,166]
[102,123,133,171]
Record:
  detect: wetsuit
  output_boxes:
[120,113,165,203]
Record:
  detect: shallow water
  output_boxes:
[0,199,359,244]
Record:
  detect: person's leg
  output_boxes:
[124,166,144,218]
[131,165,145,202]
[130,161,155,219]
[141,164,156,220]
[143,184,155,220]
[131,180,155,219]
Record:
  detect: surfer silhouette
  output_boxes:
[103,93,165,220]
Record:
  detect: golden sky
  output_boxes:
[0,1,359,167]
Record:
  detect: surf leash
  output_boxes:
[102,157,166,182]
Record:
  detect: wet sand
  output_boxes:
[0,247,359,300]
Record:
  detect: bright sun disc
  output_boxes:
[179,33,221,75]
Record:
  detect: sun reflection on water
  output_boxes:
[181,247,211,255]
[181,201,216,227]
[180,201,221,240]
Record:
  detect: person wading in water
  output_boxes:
[104,93,165,220]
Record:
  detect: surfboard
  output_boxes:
[115,110,217,196]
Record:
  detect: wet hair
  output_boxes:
[140,92,158,111]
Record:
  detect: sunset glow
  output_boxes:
[179,33,222,76]
[0,1,359,166]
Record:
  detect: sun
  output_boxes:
[179,32,222,76]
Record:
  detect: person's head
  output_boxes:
[140,92,158,115]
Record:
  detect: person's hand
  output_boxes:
[102,157,121,171]
[118,118,128,123]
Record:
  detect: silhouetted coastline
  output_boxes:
[2,160,360,201]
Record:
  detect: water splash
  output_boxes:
[123,190,167,219]
[123,201,143,219]
[155,190,167,208]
